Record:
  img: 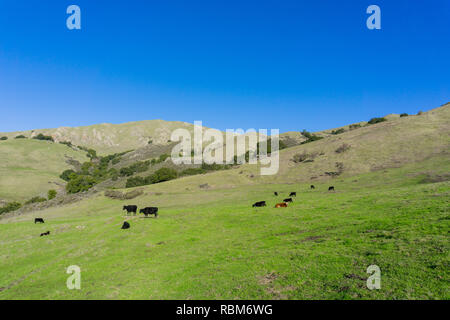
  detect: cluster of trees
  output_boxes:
[368,117,387,125]
[33,133,54,141]
[0,136,7,140]
[125,168,178,188]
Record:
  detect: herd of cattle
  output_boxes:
[33,185,336,235]
[252,185,335,208]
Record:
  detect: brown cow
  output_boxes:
[275,203,288,208]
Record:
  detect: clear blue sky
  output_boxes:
[0,0,448,133]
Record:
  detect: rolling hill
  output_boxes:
[0,103,448,299]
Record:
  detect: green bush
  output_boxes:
[0,202,22,215]
[120,161,151,177]
[368,117,387,125]
[33,133,54,141]
[48,189,57,200]
[15,135,26,139]
[349,124,361,130]
[400,113,408,117]
[59,141,73,147]
[60,169,76,182]
[25,196,47,205]
[66,175,97,194]
[301,130,323,144]
[331,128,345,135]
[152,167,178,183]
[0,136,8,140]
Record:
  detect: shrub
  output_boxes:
[86,149,98,160]
[33,133,54,141]
[119,161,150,177]
[0,202,22,215]
[47,189,57,200]
[417,111,423,115]
[0,136,7,140]
[256,139,287,154]
[335,143,351,153]
[15,135,26,139]
[66,175,96,193]
[152,167,177,183]
[125,176,147,188]
[25,196,47,205]
[400,113,408,117]
[60,169,76,182]
[148,140,153,144]
[301,130,323,144]
[60,141,73,147]
[331,128,345,135]
[292,152,318,163]
[368,117,387,125]
[349,124,361,130]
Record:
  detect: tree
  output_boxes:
[60,169,76,182]
[48,189,57,200]
[66,175,96,193]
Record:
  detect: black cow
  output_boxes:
[283,198,293,203]
[123,205,137,215]
[289,192,296,197]
[121,221,130,229]
[140,207,158,218]
[40,231,50,237]
[34,218,45,224]
[252,201,267,207]
[328,186,335,191]
[310,185,315,189]
[274,192,278,196]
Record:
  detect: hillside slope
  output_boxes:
[0,139,88,202]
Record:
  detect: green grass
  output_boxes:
[0,158,448,299]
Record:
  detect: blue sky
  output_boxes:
[0,0,448,133]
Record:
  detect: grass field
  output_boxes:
[0,157,448,299]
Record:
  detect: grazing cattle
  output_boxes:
[283,198,293,203]
[140,207,158,218]
[310,185,315,189]
[252,201,267,207]
[328,186,335,191]
[34,218,45,224]
[274,192,278,196]
[40,231,50,237]
[275,203,288,208]
[121,221,130,230]
[123,205,137,215]
[289,192,296,197]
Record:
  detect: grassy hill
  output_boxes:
[0,156,448,299]
[0,139,88,203]
[0,103,448,299]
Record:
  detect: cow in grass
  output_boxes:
[328,186,335,192]
[40,231,50,237]
[252,201,267,207]
[283,198,293,203]
[289,192,296,197]
[123,205,137,215]
[310,185,315,189]
[140,207,158,218]
[34,218,44,224]
[275,203,287,208]
[121,221,130,229]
